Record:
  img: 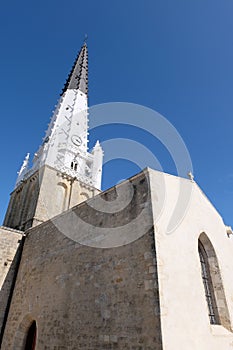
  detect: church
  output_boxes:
[0,42,233,349]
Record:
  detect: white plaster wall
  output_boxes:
[45,89,88,166]
[32,88,102,189]
[149,168,233,349]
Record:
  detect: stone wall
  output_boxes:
[3,171,40,231]
[4,165,100,232]
[1,171,162,349]
[0,226,23,343]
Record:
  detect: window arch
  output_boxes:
[57,182,68,213]
[198,233,231,330]
[13,315,37,350]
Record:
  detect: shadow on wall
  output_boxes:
[0,238,24,346]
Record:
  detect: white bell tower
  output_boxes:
[4,42,103,231]
[31,42,103,189]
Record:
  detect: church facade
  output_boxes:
[0,43,233,349]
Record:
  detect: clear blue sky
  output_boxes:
[1,0,233,226]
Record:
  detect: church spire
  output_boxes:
[4,42,103,231]
[61,43,88,95]
[31,41,102,189]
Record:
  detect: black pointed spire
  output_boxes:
[61,43,88,95]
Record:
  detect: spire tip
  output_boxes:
[83,34,88,44]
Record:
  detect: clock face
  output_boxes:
[71,135,82,146]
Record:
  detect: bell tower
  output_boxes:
[4,42,103,231]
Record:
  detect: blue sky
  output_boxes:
[1,0,233,226]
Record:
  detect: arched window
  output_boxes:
[198,233,231,330]
[198,241,219,324]
[24,320,37,350]
[56,182,68,213]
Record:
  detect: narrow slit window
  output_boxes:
[24,320,37,350]
[198,242,219,325]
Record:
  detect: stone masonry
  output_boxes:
[4,165,100,232]
[2,168,233,349]
[0,226,23,343]
[1,170,162,349]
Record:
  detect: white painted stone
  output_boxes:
[17,88,102,190]
[149,168,233,349]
